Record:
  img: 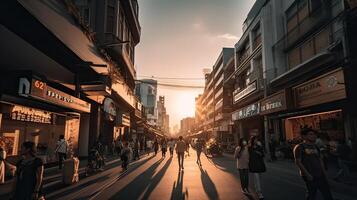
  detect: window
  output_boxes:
[310,0,322,12]
[301,39,314,62]
[288,47,301,69]
[106,5,115,33]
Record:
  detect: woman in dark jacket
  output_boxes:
[249,136,266,200]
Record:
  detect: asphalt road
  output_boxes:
[43,149,355,200]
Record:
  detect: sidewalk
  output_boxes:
[223,153,357,199]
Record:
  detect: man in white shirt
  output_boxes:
[55,135,68,169]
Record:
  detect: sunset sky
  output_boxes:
[136,0,255,130]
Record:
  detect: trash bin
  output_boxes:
[62,157,80,185]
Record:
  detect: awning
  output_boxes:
[17,0,109,75]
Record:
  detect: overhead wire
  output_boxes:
[135,79,205,89]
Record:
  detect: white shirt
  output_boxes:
[56,139,68,153]
[168,141,175,148]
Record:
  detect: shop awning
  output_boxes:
[17,0,109,75]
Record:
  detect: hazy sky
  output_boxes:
[136,0,255,129]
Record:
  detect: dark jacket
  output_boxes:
[249,145,266,173]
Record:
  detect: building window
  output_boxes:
[106,4,115,33]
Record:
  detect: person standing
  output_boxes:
[153,139,159,156]
[294,127,334,200]
[195,139,204,166]
[55,135,68,170]
[248,136,266,200]
[176,136,186,170]
[11,141,44,200]
[0,145,6,184]
[168,139,175,157]
[269,135,277,161]
[121,142,131,172]
[161,139,168,158]
[235,138,250,194]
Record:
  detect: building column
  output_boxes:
[78,113,90,158]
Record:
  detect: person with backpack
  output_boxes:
[248,136,266,200]
[334,139,352,182]
[294,127,334,200]
[234,138,250,194]
[11,141,44,200]
[55,135,68,170]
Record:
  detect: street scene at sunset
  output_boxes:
[1,0,357,200]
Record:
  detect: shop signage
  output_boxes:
[19,78,91,113]
[103,98,117,121]
[233,81,257,103]
[260,90,290,115]
[10,105,52,124]
[293,69,346,108]
[232,102,260,121]
[116,113,130,127]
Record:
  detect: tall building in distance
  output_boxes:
[157,96,170,135]
[180,117,195,136]
[135,79,158,126]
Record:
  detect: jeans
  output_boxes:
[303,176,333,200]
[238,169,249,191]
[177,152,184,168]
[57,153,67,169]
[252,173,263,198]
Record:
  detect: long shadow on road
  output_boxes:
[109,157,165,200]
[199,165,219,200]
[170,170,188,200]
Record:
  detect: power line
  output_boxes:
[137,75,204,80]
[135,80,204,89]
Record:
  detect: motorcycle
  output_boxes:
[205,139,222,157]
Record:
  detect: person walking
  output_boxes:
[153,139,159,156]
[248,136,266,200]
[195,139,204,166]
[176,136,186,170]
[115,138,123,157]
[294,127,334,200]
[334,139,352,182]
[269,135,277,161]
[55,135,68,170]
[168,139,175,157]
[133,140,140,161]
[121,142,131,172]
[146,140,152,155]
[0,145,6,184]
[11,141,44,200]
[234,138,250,194]
[186,140,190,157]
[161,139,168,158]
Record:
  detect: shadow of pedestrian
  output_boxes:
[199,165,219,200]
[170,170,188,200]
[109,158,164,200]
[141,157,173,199]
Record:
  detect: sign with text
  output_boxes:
[232,102,260,121]
[293,69,346,108]
[260,90,291,115]
[233,81,257,103]
[19,78,91,113]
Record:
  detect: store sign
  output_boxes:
[260,90,290,115]
[103,98,116,121]
[232,102,260,121]
[116,113,131,127]
[10,105,52,124]
[19,78,91,113]
[293,69,346,108]
[233,81,257,103]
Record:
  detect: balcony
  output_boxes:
[237,50,250,67]
[121,0,141,43]
[253,34,262,50]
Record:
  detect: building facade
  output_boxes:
[135,79,158,126]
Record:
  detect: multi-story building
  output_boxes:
[180,117,195,136]
[135,79,158,126]
[157,96,170,134]
[0,0,141,159]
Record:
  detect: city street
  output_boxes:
[42,149,355,200]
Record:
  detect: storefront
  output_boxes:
[232,102,264,140]
[0,75,91,164]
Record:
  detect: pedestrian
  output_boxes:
[153,139,159,156]
[10,141,44,200]
[0,144,6,184]
[334,139,352,182]
[161,139,168,158]
[195,139,204,166]
[146,140,152,155]
[176,136,186,170]
[121,142,131,172]
[55,135,68,170]
[316,133,329,170]
[248,136,266,200]
[186,140,190,157]
[234,138,250,194]
[168,139,175,156]
[269,134,277,161]
[293,127,334,200]
[133,140,140,160]
[115,138,123,157]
